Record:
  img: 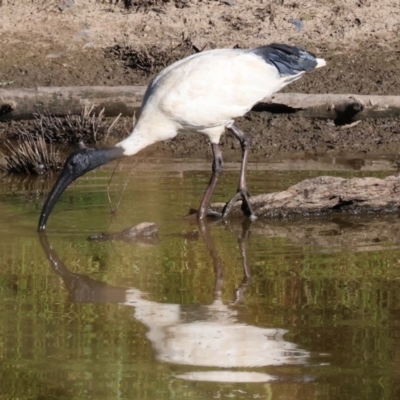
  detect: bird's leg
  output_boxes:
[223,124,256,219]
[197,143,223,219]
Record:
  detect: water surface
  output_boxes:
[0,157,399,399]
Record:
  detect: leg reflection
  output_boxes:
[197,219,253,305]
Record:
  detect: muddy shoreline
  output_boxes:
[1,1,400,160]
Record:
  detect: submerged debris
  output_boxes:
[87,222,160,245]
[1,134,62,175]
[9,104,120,145]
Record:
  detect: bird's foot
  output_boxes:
[185,208,222,219]
[206,209,223,218]
[222,189,257,220]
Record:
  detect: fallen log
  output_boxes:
[1,86,400,122]
[212,175,400,218]
[258,93,400,124]
[0,86,146,121]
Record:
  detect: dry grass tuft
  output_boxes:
[2,134,63,175]
[113,0,189,12]
[107,36,195,75]
[9,104,121,145]
[126,0,164,11]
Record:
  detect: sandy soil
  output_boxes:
[1,0,400,160]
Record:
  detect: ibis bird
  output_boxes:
[38,43,325,231]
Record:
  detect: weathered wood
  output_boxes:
[212,175,400,217]
[258,93,400,123]
[2,86,400,122]
[0,86,146,121]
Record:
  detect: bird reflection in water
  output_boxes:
[38,221,310,383]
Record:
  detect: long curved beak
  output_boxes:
[38,168,74,232]
[38,146,124,231]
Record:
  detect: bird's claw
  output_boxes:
[186,208,222,220]
[206,209,223,218]
[193,190,257,220]
[222,189,257,220]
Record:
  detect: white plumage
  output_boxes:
[38,43,326,231]
[117,47,325,154]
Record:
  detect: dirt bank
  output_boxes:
[1,0,400,160]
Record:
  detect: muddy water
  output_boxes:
[1,157,400,400]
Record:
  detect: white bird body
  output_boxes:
[116,47,325,155]
[38,43,326,230]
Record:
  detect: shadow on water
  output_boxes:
[39,221,315,384]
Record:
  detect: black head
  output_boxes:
[252,43,318,76]
[38,146,124,231]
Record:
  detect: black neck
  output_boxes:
[86,146,125,172]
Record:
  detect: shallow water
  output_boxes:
[1,157,400,400]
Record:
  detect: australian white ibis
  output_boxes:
[38,43,325,231]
